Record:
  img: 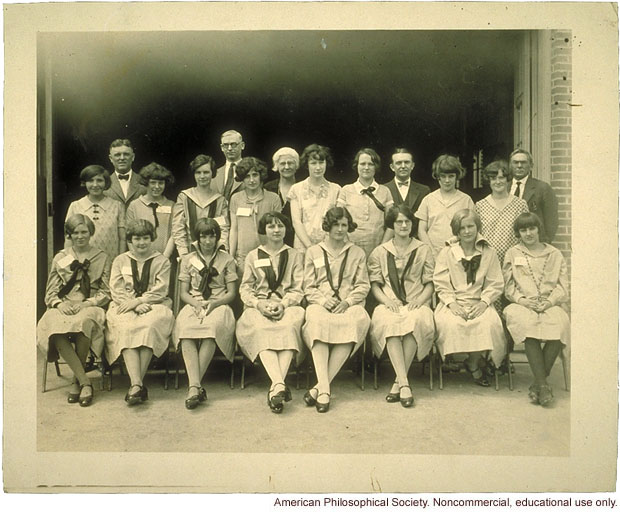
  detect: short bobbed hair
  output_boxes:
[322,206,357,233]
[257,211,291,236]
[109,138,134,152]
[299,144,334,173]
[235,156,268,183]
[352,148,381,174]
[509,148,534,166]
[79,165,111,190]
[431,154,466,180]
[384,204,415,232]
[126,219,157,242]
[188,154,217,178]
[513,212,545,239]
[482,159,512,184]
[139,162,175,187]
[450,209,481,237]
[193,217,221,243]
[64,214,95,238]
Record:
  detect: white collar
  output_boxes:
[354,180,379,194]
[513,174,529,186]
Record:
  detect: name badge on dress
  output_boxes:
[514,257,527,266]
[236,207,252,217]
[213,216,226,226]
[313,258,325,268]
[158,205,172,214]
[190,256,205,271]
[58,254,74,269]
[255,258,271,268]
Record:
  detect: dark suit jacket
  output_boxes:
[522,176,558,243]
[384,179,431,236]
[212,163,244,201]
[105,172,146,209]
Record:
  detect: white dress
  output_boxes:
[367,239,436,359]
[433,237,507,366]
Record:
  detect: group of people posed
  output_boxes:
[37,129,569,414]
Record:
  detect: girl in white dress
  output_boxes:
[236,212,305,414]
[37,214,111,407]
[302,207,371,412]
[433,209,506,386]
[368,205,435,407]
[174,218,238,410]
[106,219,174,405]
[503,212,570,406]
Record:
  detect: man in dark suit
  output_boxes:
[509,149,558,243]
[104,138,146,209]
[212,129,245,202]
[384,147,431,237]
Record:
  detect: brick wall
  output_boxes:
[549,30,572,274]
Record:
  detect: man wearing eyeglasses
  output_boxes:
[105,138,146,208]
[213,129,246,201]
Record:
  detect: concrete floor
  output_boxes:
[37,351,570,455]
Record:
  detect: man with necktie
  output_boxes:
[384,148,430,238]
[212,129,245,201]
[105,138,146,209]
[509,149,558,243]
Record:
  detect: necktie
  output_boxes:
[460,255,482,285]
[58,259,91,299]
[117,173,129,181]
[131,258,154,297]
[397,180,409,188]
[223,163,236,200]
[360,186,385,212]
[514,181,522,197]
[147,202,159,228]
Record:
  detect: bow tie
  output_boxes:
[397,180,409,188]
[460,255,482,285]
[117,173,129,181]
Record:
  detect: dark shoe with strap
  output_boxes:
[267,386,284,414]
[199,387,208,402]
[399,385,414,408]
[78,384,93,407]
[538,384,554,407]
[125,384,147,406]
[385,382,400,403]
[466,365,490,387]
[303,387,318,407]
[315,392,330,413]
[185,385,201,410]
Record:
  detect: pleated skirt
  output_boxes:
[370,304,436,360]
[173,304,236,361]
[302,304,370,355]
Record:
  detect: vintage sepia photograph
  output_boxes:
[4,1,618,494]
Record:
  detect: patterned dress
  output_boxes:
[287,178,341,253]
[66,196,125,260]
[302,241,371,353]
[503,243,570,350]
[126,195,175,255]
[37,247,111,361]
[367,239,436,359]
[173,245,238,360]
[236,245,305,362]
[415,189,475,257]
[105,251,174,363]
[475,195,529,265]
[337,180,394,257]
[433,237,507,366]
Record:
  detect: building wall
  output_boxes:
[549,30,572,274]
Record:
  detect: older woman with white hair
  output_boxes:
[264,146,299,247]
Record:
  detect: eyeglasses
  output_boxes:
[221,142,240,149]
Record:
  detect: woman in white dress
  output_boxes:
[106,219,174,405]
[433,209,506,386]
[287,144,341,254]
[503,212,570,406]
[173,218,238,410]
[368,205,435,407]
[236,212,305,414]
[37,214,111,407]
[302,207,371,412]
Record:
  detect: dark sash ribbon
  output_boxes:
[131,257,155,297]
[58,259,91,299]
[386,249,417,305]
[360,186,385,212]
[197,250,220,300]
[146,202,160,228]
[460,254,482,285]
[187,196,218,241]
[258,248,289,299]
[322,247,350,301]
